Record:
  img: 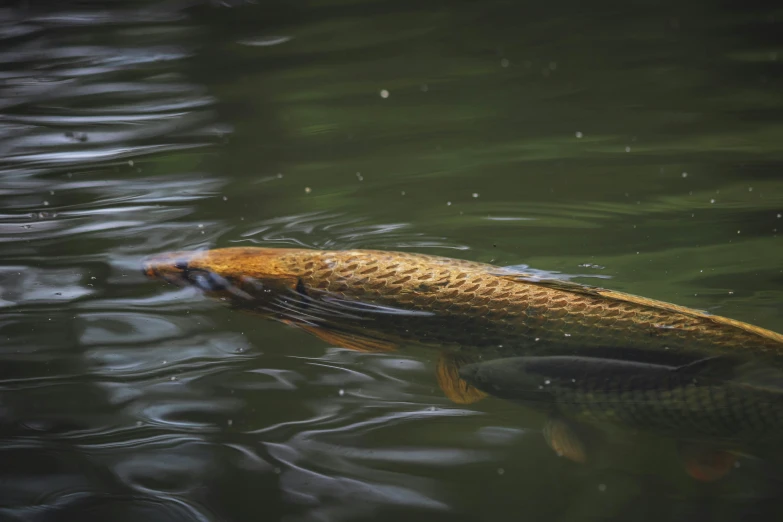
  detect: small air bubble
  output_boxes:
[223,196,228,201]
[737,230,741,234]
[198,224,204,228]
[728,291,734,295]
[500,58,509,68]
[338,389,345,396]
[625,146,631,152]
[564,333,571,337]
[170,376,177,381]
[305,187,312,194]
[598,484,607,492]
[421,84,429,92]
[571,378,576,383]
[49,190,54,195]
[43,200,49,206]
[575,131,583,138]
[380,89,389,98]
[777,213,781,218]
[710,199,716,204]
[538,385,543,390]
[748,187,753,192]
[472,193,479,198]
[277,173,283,178]
[356,172,363,181]
[682,172,688,178]
[447,201,452,206]
[401,191,406,196]
[549,61,557,70]
[136,420,142,427]
[535,337,540,341]
[128,160,134,167]
[544,379,551,385]
[497,468,505,475]
[227,419,233,426]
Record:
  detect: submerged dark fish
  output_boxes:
[143,247,783,403]
[460,355,783,480]
[460,356,783,441]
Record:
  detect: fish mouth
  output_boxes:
[142,250,230,292]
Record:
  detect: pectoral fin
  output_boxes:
[436,353,488,404]
[542,416,589,464]
[678,443,737,482]
[285,321,398,353]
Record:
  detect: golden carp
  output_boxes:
[143,247,783,403]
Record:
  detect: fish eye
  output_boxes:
[174,260,189,271]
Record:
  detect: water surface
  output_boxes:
[1,1,782,521]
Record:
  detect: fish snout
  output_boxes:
[143,250,234,293]
[142,251,201,286]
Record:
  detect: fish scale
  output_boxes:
[144,247,783,367]
[285,249,781,360]
[463,356,783,443]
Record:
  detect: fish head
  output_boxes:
[143,247,306,307]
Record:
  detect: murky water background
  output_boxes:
[1,1,782,521]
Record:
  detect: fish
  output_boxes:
[459,355,783,480]
[142,247,783,403]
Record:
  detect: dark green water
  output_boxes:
[1,1,782,521]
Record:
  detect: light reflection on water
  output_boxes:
[0,1,781,521]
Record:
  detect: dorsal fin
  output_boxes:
[493,272,783,345]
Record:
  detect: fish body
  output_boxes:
[143,247,783,401]
[459,356,783,443]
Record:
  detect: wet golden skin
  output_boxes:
[143,246,783,364]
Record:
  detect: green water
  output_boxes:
[1,1,782,521]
